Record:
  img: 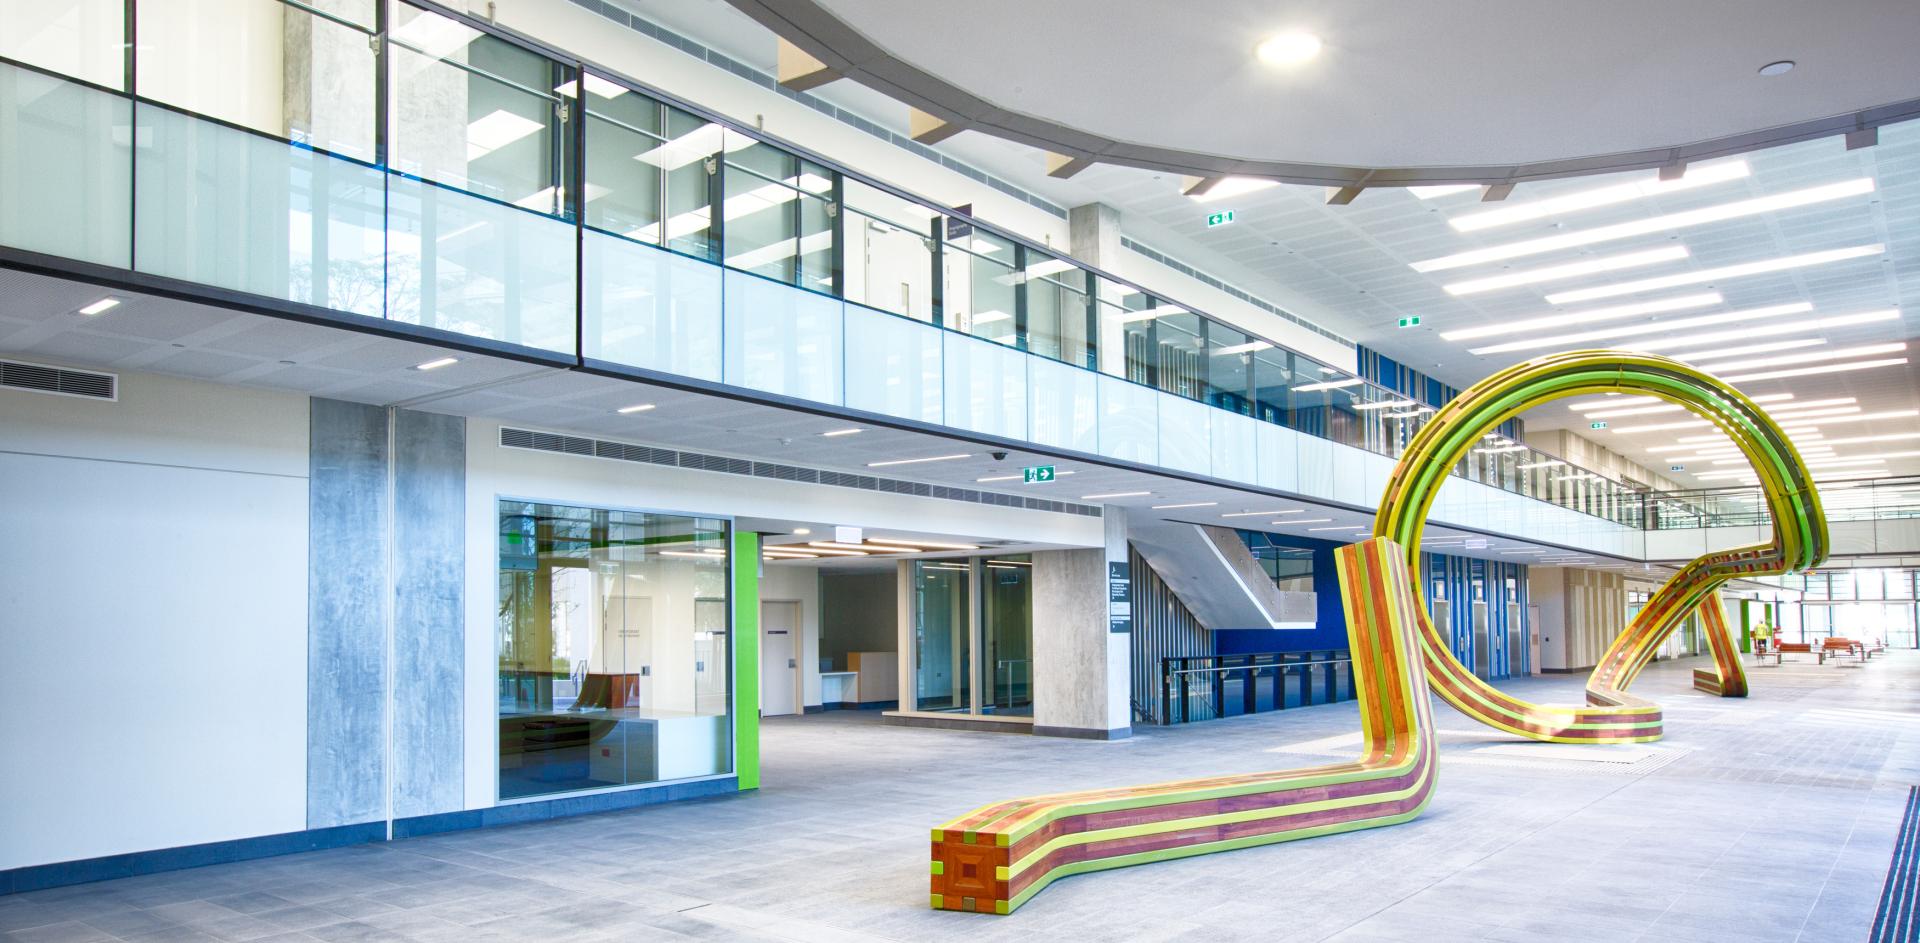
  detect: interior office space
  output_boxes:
[3,1,1919,940]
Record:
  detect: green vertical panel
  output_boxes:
[732,530,762,790]
[1739,600,1753,653]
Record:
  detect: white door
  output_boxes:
[760,601,799,716]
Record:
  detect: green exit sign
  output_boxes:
[1023,465,1056,484]
[1590,421,1608,430]
[1206,210,1235,227]
[1397,316,1422,328]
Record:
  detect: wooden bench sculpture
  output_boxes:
[930,538,1434,914]
[1776,641,1823,663]
[1690,596,1749,697]
[927,351,1827,915]
[1821,638,1864,662]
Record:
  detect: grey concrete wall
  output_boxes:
[391,409,466,818]
[1031,548,1115,736]
[307,398,389,828]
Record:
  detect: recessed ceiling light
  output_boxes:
[1439,293,1720,342]
[1543,244,1883,305]
[866,538,982,550]
[792,528,811,535]
[1758,60,1795,76]
[1473,445,1530,454]
[77,297,121,316]
[867,453,970,467]
[1698,343,1905,375]
[1410,178,1875,273]
[1294,377,1364,392]
[1255,31,1322,66]
[1775,409,1919,429]
[1663,338,1827,363]
[1189,177,1280,203]
[1409,185,1482,200]
[1352,399,1418,411]
[1152,502,1220,509]
[820,428,862,437]
[1213,340,1275,355]
[1081,491,1151,500]
[1287,518,1334,525]
[414,357,459,371]
[616,403,656,414]
[1223,509,1306,518]
[1447,161,1751,232]
[1308,525,1363,532]
[1441,246,1688,296]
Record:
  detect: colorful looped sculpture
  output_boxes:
[929,351,1827,915]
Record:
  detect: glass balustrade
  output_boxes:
[0,1,1668,531]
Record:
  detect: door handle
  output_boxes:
[788,658,797,668]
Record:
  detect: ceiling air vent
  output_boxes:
[0,360,117,401]
[499,426,1100,518]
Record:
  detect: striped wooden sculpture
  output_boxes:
[928,537,1435,915]
[1373,350,1826,743]
[1689,592,1749,698]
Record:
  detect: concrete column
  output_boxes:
[1067,202,1123,270]
[1030,506,1133,739]
[390,409,466,819]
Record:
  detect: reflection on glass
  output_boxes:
[496,502,731,800]
[722,138,834,290]
[136,0,377,158]
[1025,256,1091,367]
[984,556,1033,715]
[1,0,125,90]
[914,561,971,712]
[390,3,570,210]
[842,179,936,320]
[944,231,1016,344]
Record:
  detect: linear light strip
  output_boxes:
[1721,357,1910,384]
[1543,244,1884,305]
[1411,177,1875,273]
[1439,293,1720,342]
[1448,161,1751,233]
[1468,303,1811,355]
[1442,246,1688,296]
[1663,338,1826,363]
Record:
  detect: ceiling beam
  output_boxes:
[1045,152,1095,179]
[776,38,841,91]
[1181,176,1224,197]
[1326,186,1365,206]
[1480,183,1515,202]
[909,108,965,145]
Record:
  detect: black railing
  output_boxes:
[1159,650,1353,724]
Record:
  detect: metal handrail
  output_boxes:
[1159,651,1354,725]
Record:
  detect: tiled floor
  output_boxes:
[5,654,1916,942]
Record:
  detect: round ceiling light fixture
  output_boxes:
[1758,60,1795,76]
[1255,31,1322,67]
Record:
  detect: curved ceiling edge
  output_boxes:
[724,0,1920,188]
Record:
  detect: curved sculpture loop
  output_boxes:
[1374,350,1826,742]
[928,349,1825,914]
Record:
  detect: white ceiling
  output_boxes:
[799,0,1920,168]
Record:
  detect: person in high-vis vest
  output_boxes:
[1753,620,1773,654]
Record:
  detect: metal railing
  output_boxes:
[1645,475,1920,530]
[1159,651,1353,725]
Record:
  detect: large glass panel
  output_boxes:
[722,136,834,291]
[1153,310,1206,400]
[386,174,576,350]
[0,63,131,267]
[390,3,570,210]
[137,0,378,160]
[943,230,1016,343]
[842,178,937,321]
[582,228,723,380]
[984,556,1032,715]
[0,0,125,90]
[914,561,971,712]
[1024,254,1091,366]
[135,103,387,315]
[580,71,663,238]
[1206,323,1254,414]
[497,501,731,800]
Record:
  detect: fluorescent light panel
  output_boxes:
[1294,377,1364,392]
[1223,509,1307,518]
[1468,302,1811,355]
[867,453,970,467]
[1189,177,1279,203]
[1722,357,1909,384]
[77,298,120,315]
[1664,338,1826,363]
[1152,502,1219,509]
[1410,177,1875,273]
[1447,161,1751,232]
[414,357,458,370]
[1442,246,1688,296]
[616,403,656,414]
[1544,244,1884,305]
[1440,293,1719,342]
[1353,399,1418,411]
[1081,491,1151,499]
[820,428,862,437]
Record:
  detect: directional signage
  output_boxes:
[1396,316,1422,328]
[1206,210,1235,227]
[1590,421,1608,430]
[1023,465,1056,484]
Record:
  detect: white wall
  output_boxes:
[760,564,822,708]
[0,372,310,870]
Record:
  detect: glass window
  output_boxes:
[1023,254,1091,367]
[0,0,125,90]
[913,560,971,711]
[984,556,1033,715]
[1206,323,1254,414]
[1250,347,1294,424]
[496,501,731,800]
[943,229,1016,344]
[1151,309,1206,400]
[721,135,834,290]
[841,178,937,321]
[390,3,571,210]
[581,84,722,262]
[136,0,378,159]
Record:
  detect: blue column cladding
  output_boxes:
[307,399,389,829]
[391,409,467,819]
[1420,553,1532,681]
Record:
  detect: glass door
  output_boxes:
[985,556,1033,715]
[914,561,971,711]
